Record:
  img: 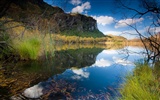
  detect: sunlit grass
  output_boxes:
[13,37,41,60]
[12,33,57,60]
[53,34,108,43]
[119,63,160,100]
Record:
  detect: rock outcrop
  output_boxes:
[0,0,102,36]
[54,13,98,32]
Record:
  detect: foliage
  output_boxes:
[61,29,105,38]
[0,26,11,60]
[119,63,160,100]
[14,37,41,60]
[53,34,108,44]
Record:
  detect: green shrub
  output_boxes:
[61,29,105,38]
[119,63,160,100]
[14,37,41,60]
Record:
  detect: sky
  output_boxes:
[43,0,160,39]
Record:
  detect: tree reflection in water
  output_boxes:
[23,46,145,99]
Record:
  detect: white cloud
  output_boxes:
[103,29,146,39]
[71,69,90,79]
[104,31,122,36]
[71,2,91,13]
[112,56,134,66]
[124,46,145,55]
[92,16,114,26]
[92,58,113,67]
[154,27,160,33]
[146,26,160,33]
[70,0,82,5]
[102,50,118,54]
[23,84,43,98]
[115,18,144,28]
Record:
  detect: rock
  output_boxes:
[1,0,101,36]
[54,13,98,32]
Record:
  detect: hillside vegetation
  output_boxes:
[0,0,104,37]
[0,0,127,60]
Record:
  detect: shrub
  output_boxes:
[14,37,41,60]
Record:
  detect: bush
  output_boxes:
[14,37,41,60]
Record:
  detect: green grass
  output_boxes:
[119,63,160,100]
[14,37,41,60]
[61,29,105,38]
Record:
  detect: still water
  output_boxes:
[8,46,146,99]
[0,45,145,100]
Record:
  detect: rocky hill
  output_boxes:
[0,0,103,37]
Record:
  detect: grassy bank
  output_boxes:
[13,37,41,60]
[0,18,125,60]
[119,62,160,100]
[11,32,108,60]
[12,33,55,60]
[10,33,126,60]
[53,34,107,43]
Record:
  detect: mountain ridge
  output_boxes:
[0,0,104,37]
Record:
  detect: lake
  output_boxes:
[1,45,146,99]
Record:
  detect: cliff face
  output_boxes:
[54,13,98,32]
[1,0,101,35]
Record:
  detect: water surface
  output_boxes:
[22,46,145,99]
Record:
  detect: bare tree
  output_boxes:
[115,0,160,63]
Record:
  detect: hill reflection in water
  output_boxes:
[23,46,146,99]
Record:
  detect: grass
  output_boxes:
[14,37,41,60]
[12,33,56,60]
[119,62,160,100]
[41,34,55,60]
[61,29,105,38]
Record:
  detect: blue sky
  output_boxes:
[43,0,160,39]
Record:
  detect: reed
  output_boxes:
[119,63,160,100]
[14,37,41,60]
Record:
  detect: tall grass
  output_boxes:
[119,63,160,100]
[41,34,55,60]
[14,37,41,60]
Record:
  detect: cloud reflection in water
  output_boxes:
[71,69,90,79]
[23,46,146,99]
